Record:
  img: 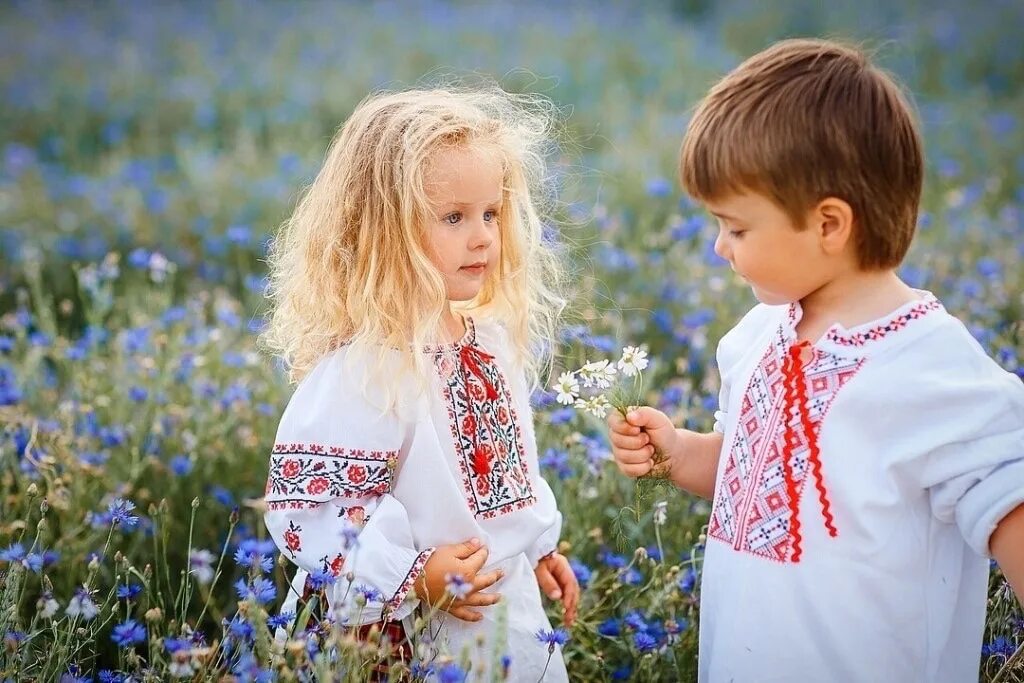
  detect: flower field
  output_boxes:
[1,1,1022,680]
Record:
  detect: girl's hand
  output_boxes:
[607,406,678,478]
[415,538,503,622]
[534,552,579,627]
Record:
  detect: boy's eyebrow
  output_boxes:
[709,210,742,222]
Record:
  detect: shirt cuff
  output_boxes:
[381,547,435,622]
[955,458,1024,557]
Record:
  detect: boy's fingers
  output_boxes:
[619,461,653,478]
[614,447,654,465]
[610,432,649,450]
[535,564,562,599]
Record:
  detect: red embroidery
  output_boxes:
[708,325,863,563]
[825,297,942,347]
[382,547,436,622]
[435,326,535,519]
[266,445,396,503]
[284,521,302,556]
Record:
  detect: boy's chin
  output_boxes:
[749,286,795,307]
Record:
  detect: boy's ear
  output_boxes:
[812,196,854,255]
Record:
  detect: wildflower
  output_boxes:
[445,573,472,599]
[169,455,193,476]
[634,631,658,652]
[38,592,60,618]
[678,567,697,593]
[189,549,215,584]
[0,543,25,563]
[164,637,190,654]
[111,619,146,647]
[575,395,612,418]
[535,628,569,652]
[266,612,294,630]
[552,371,580,405]
[66,587,99,620]
[116,583,143,600]
[355,585,383,604]
[617,346,649,376]
[569,558,592,586]
[107,498,139,529]
[437,662,467,683]
[233,544,274,573]
[339,518,361,550]
[578,359,617,389]
[598,618,621,637]
[653,500,668,526]
[234,577,276,604]
[307,568,336,591]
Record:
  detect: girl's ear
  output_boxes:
[812,196,854,256]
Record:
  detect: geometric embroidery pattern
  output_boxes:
[826,296,941,347]
[434,322,536,519]
[708,324,863,563]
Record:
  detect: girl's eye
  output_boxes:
[444,212,462,225]
[484,210,497,222]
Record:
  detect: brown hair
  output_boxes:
[680,38,923,269]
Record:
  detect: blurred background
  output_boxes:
[1,1,1021,680]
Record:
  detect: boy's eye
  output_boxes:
[444,212,462,225]
[729,230,746,238]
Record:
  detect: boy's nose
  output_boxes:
[713,232,729,260]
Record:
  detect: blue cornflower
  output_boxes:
[107,498,139,529]
[634,631,658,652]
[110,619,146,647]
[307,569,336,591]
[234,578,276,604]
[233,545,274,573]
[437,662,467,683]
[128,386,148,402]
[0,543,25,563]
[569,558,592,587]
[535,628,569,648]
[211,486,235,506]
[169,455,193,476]
[612,664,633,680]
[164,637,189,654]
[678,567,697,593]
[226,615,254,641]
[355,585,383,604]
[624,610,648,631]
[266,612,294,630]
[598,618,621,637]
[116,583,142,600]
[97,671,127,683]
[646,177,671,197]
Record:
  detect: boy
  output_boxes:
[609,38,1024,681]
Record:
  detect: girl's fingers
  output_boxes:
[460,591,502,607]
[614,447,654,465]
[470,568,503,593]
[449,606,483,622]
[535,564,561,600]
[607,411,641,436]
[620,461,653,478]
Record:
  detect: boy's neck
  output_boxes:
[796,269,920,343]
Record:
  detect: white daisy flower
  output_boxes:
[579,359,617,389]
[576,395,612,419]
[552,371,580,405]
[617,346,649,377]
[653,501,668,526]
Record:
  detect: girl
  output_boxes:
[261,86,578,681]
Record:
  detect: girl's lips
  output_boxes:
[461,264,487,274]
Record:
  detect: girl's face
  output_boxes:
[422,145,503,302]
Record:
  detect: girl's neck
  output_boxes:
[441,306,467,344]
[796,269,919,342]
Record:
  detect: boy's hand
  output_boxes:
[534,552,579,627]
[608,407,678,478]
[415,538,503,622]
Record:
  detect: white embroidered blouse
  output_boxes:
[263,318,562,625]
[700,292,1024,682]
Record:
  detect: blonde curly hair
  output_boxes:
[261,84,566,406]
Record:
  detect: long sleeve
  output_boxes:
[525,475,562,566]
[264,348,435,624]
[916,340,1024,557]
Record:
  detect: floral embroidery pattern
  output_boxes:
[382,547,436,621]
[266,443,396,504]
[435,330,535,519]
[708,326,863,563]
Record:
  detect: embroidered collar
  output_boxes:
[786,291,944,351]
[423,316,477,354]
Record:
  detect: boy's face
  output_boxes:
[422,145,503,303]
[705,191,831,306]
